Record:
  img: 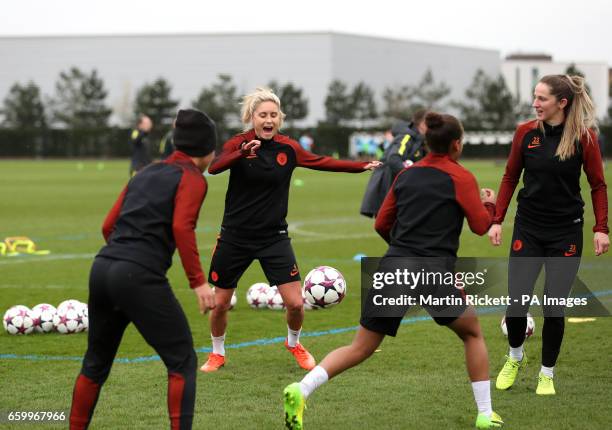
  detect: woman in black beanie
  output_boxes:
[70,109,217,430]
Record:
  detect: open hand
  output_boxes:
[364,161,383,171]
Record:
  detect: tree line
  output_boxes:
[1,64,606,138]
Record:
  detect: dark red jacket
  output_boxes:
[209,129,368,237]
[99,151,207,288]
[494,120,608,234]
[375,153,494,257]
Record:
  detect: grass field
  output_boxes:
[0,159,611,429]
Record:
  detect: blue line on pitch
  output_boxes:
[0,315,433,363]
[2,290,611,363]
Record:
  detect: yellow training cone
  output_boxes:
[567,318,597,323]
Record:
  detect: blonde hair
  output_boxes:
[538,75,597,160]
[240,87,286,132]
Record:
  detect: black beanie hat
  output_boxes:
[173,109,217,156]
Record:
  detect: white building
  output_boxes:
[0,32,500,126]
[502,54,609,120]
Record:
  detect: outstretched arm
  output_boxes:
[291,140,372,172]
[454,173,495,236]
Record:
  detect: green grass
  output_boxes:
[0,159,611,429]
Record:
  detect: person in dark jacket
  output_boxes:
[200,87,381,373]
[284,112,504,430]
[360,109,428,217]
[489,74,609,396]
[129,114,153,176]
[69,109,217,430]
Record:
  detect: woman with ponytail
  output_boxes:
[489,75,609,395]
[283,113,504,429]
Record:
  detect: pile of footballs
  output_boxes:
[3,300,88,335]
[246,266,347,310]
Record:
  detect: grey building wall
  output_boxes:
[0,32,500,127]
[331,33,500,110]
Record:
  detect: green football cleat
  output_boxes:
[284,382,306,430]
[475,411,504,428]
[536,372,556,395]
[496,353,527,390]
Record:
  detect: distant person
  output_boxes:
[298,132,314,152]
[489,75,609,396]
[360,109,428,218]
[129,115,153,176]
[284,112,504,430]
[159,120,176,160]
[69,109,217,430]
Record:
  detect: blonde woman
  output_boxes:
[201,87,380,372]
[489,75,609,395]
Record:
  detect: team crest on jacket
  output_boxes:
[276,152,288,166]
[527,137,541,149]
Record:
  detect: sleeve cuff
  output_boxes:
[189,273,207,289]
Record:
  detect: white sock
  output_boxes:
[299,365,329,398]
[540,365,554,378]
[471,380,492,417]
[509,345,524,361]
[211,334,226,356]
[287,326,301,348]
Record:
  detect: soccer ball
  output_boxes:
[501,313,535,338]
[246,283,270,309]
[57,299,83,312]
[3,305,35,335]
[80,303,89,332]
[302,289,319,310]
[31,303,57,333]
[54,303,85,334]
[303,266,346,308]
[266,286,285,310]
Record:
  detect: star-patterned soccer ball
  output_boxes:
[501,313,535,338]
[54,300,86,334]
[265,285,285,310]
[3,305,35,335]
[303,266,346,308]
[302,289,319,310]
[30,303,57,333]
[246,283,270,309]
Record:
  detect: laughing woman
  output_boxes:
[200,87,380,373]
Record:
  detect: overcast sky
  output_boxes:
[2,0,611,65]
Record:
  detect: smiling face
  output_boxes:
[532,82,568,124]
[252,101,281,139]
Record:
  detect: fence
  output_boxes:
[0,125,610,159]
